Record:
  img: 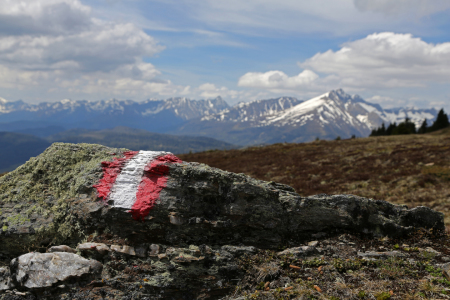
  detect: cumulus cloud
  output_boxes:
[197,83,241,99]
[238,70,319,91]
[0,0,181,102]
[300,32,450,89]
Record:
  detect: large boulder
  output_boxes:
[0,143,445,260]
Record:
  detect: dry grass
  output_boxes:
[179,132,450,225]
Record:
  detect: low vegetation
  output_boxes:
[179,129,450,226]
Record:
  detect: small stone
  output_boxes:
[47,245,76,254]
[424,247,440,254]
[149,244,161,256]
[314,285,322,293]
[169,212,184,225]
[308,241,319,247]
[278,246,317,257]
[0,267,13,291]
[111,245,135,256]
[157,254,167,260]
[357,251,407,259]
[77,243,110,255]
[442,263,450,281]
[135,245,148,258]
[221,245,256,256]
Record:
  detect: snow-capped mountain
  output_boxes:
[201,97,302,122]
[0,96,229,134]
[0,90,439,145]
[175,89,439,145]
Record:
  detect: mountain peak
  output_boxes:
[0,97,8,104]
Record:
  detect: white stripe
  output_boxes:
[108,150,167,209]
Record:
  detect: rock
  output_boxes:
[77,243,110,255]
[357,251,407,259]
[135,244,148,258]
[442,263,450,281]
[111,245,136,256]
[47,245,76,253]
[278,246,318,257]
[0,267,13,290]
[10,252,102,289]
[0,143,445,256]
[269,277,292,289]
[149,244,161,256]
[308,241,319,247]
[221,245,256,257]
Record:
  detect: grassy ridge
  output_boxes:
[179,131,450,225]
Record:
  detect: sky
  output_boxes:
[0,0,450,110]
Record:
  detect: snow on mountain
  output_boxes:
[201,97,302,122]
[0,96,229,121]
[260,89,437,132]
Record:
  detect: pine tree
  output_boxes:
[429,109,449,132]
[418,119,428,134]
[386,122,397,135]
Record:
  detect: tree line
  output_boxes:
[370,108,449,136]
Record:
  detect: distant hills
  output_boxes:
[0,132,51,173]
[0,127,236,172]
[46,127,236,154]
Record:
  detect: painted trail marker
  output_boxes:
[93,150,182,220]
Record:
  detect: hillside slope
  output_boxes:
[47,126,237,154]
[0,132,51,172]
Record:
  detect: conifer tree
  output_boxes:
[386,122,397,135]
[429,109,449,132]
[418,119,428,134]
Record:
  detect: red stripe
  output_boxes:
[93,151,139,201]
[131,154,182,220]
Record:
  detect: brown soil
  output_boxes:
[179,132,450,226]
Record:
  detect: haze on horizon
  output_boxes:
[0,0,449,111]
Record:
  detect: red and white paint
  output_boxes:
[93,150,182,220]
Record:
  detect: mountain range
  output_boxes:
[175,90,438,144]
[0,89,438,146]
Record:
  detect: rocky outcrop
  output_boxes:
[0,143,444,261]
[0,143,446,299]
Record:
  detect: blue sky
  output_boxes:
[0,0,449,110]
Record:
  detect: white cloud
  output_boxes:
[238,70,319,91]
[300,32,450,89]
[0,0,182,102]
[197,83,241,99]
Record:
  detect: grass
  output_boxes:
[179,131,450,226]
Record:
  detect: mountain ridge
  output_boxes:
[0,90,439,145]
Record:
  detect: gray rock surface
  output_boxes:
[77,242,110,255]
[0,143,445,261]
[10,252,102,289]
[0,267,13,291]
[47,245,76,254]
